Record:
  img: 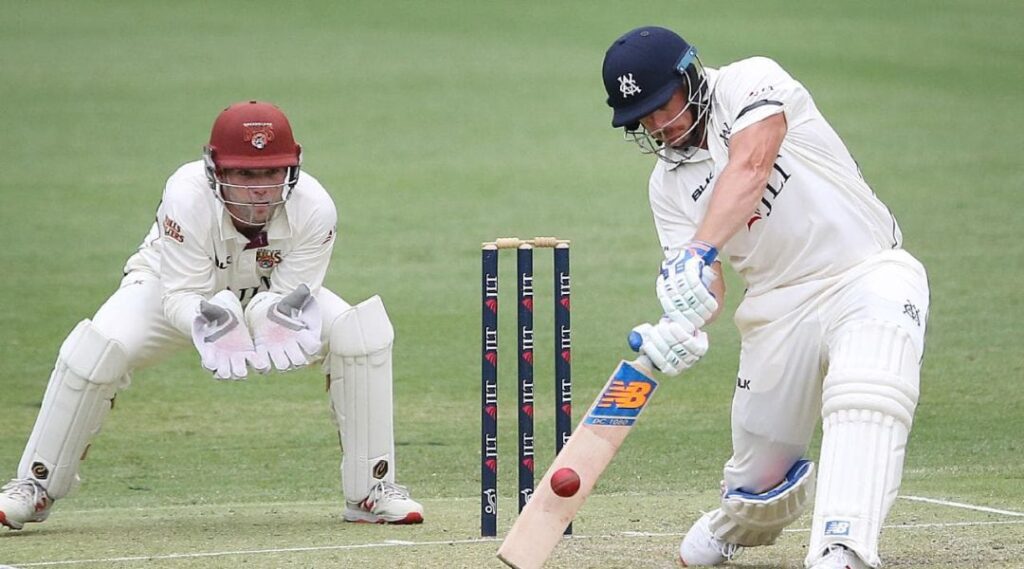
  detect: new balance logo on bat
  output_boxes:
[584,364,658,427]
[598,380,652,409]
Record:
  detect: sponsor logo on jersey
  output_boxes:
[718,122,732,147]
[747,85,775,98]
[242,121,275,149]
[255,248,282,269]
[585,364,658,426]
[214,252,232,269]
[746,157,792,229]
[163,216,184,243]
[692,169,715,201]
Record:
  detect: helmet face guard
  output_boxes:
[602,27,711,164]
[203,147,301,227]
[624,48,710,163]
[203,101,302,227]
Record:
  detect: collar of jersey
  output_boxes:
[664,146,713,170]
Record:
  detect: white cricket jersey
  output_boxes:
[649,57,901,297]
[123,161,338,336]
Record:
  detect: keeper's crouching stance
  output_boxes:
[0,291,422,530]
[1,100,423,530]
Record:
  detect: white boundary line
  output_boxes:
[8,519,1024,567]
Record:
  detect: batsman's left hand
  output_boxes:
[656,240,719,329]
[628,316,708,376]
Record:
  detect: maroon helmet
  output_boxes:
[206,100,301,168]
[203,101,302,225]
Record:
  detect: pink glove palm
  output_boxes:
[191,291,269,380]
[252,284,323,372]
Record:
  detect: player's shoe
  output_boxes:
[343,481,424,524]
[678,511,742,566]
[0,478,53,530]
[808,545,870,569]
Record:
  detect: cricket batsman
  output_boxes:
[603,27,929,568]
[0,101,423,529]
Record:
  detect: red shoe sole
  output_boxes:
[388,512,423,524]
[0,511,20,530]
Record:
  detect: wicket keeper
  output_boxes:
[0,101,424,529]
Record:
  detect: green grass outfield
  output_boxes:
[1,1,1022,567]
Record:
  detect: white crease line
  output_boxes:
[9,519,1024,567]
[899,495,1024,517]
[623,519,1024,538]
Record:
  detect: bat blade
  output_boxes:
[497,359,658,569]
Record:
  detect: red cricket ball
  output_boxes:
[550,467,581,498]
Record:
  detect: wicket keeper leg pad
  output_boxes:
[19,319,129,499]
[327,296,397,501]
[709,459,815,546]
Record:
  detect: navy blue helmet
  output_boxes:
[602,26,707,132]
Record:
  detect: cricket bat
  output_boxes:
[497,357,658,569]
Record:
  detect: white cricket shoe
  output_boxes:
[343,481,424,524]
[0,478,53,530]
[678,511,742,566]
[808,545,870,569]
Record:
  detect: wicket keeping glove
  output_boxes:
[249,284,322,372]
[628,317,708,376]
[656,240,719,329]
[191,290,269,380]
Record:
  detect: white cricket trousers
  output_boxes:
[722,249,929,493]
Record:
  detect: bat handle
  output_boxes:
[627,330,654,372]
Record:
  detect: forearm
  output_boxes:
[693,164,770,248]
[706,262,726,324]
[695,112,788,248]
[163,289,206,336]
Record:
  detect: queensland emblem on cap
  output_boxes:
[618,73,642,97]
[243,121,275,149]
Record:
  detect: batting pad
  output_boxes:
[710,459,815,546]
[19,320,129,499]
[807,320,920,568]
[327,296,396,502]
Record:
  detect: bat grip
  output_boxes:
[633,354,653,372]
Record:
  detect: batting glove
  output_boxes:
[656,240,719,329]
[628,317,708,376]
